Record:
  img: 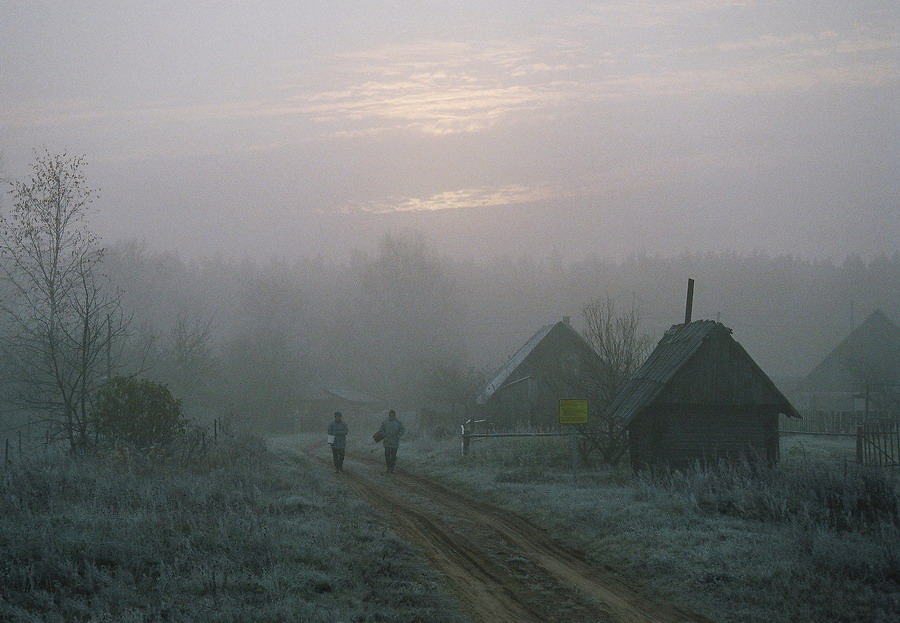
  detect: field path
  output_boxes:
[278,439,712,623]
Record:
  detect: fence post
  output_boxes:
[461,423,470,456]
[886,422,891,467]
[893,422,899,467]
[570,425,578,481]
[856,426,863,464]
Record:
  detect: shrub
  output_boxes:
[93,377,186,450]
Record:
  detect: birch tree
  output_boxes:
[0,151,129,450]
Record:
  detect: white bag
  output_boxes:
[327,434,335,445]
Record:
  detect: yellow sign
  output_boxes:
[559,399,588,425]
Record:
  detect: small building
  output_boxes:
[605,320,800,471]
[298,387,381,430]
[794,310,899,415]
[476,318,596,430]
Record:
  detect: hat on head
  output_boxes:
[334,411,342,418]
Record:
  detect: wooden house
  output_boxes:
[794,310,899,415]
[476,319,596,430]
[605,320,800,471]
[298,387,381,430]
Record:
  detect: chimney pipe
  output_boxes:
[684,278,695,324]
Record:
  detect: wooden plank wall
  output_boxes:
[630,406,776,470]
[780,410,892,434]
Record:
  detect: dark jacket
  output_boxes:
[378,418,404,449]
[328,420,348,449]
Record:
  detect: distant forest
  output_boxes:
[2,229,898,433]
[52,234,892,431]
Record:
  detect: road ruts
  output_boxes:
[280,440,713,623]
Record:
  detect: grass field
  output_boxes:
[2,429,896,622]
[401,431,899,623]
[0,435,468,623]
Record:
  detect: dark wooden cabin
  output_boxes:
[476,319,596,430]
[606,320,800,471]
[298,387,381,430]
[794,309,899,414]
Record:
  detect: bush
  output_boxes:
[93,377,186,450]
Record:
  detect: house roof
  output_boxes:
[798,309,900,393]
[476,320,590,405]
[606,320,799,424]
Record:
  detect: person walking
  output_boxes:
[378,409,404,474]
[327,411,348,473]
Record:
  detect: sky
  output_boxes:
[2,1,898,263]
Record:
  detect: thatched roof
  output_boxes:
[606,320,800,424]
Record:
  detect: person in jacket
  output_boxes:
[378,409,405,474]
[328,411,348,473]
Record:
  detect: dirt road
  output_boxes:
[294,443,712,623]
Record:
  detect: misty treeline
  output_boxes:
[1,153,898,439]
[55,237,900,433]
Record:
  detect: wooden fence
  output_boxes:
[780,410,887,435]
[856,420,899,467]
[3,416,231,468]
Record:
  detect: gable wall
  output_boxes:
[482,324,596,429]
[629,405,778,470]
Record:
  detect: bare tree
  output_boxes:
[159,313,217,408]
[0,151,129,450]
[574,297,652,465]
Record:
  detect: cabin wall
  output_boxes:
[484,379,534,430]
[482,324,596,430]
[484,374,568,430]
[629,405,779,471]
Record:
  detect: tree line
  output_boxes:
[1,151,898,448]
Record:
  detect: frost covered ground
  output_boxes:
[2,431,896,622]
[0,435,467,623]
[401,432,898,622]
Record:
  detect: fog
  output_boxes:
[89,236,896,431]
[2,2,898,262]
[1,2,899,431]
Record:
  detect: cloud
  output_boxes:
[716,32,826,52]
[0,96,272,130]
[342,184,560,214]
[277,40,572,137]
[561,0,755,29]
[278,19,897,137]
[4,3,896,157]
[287,82,566,136]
